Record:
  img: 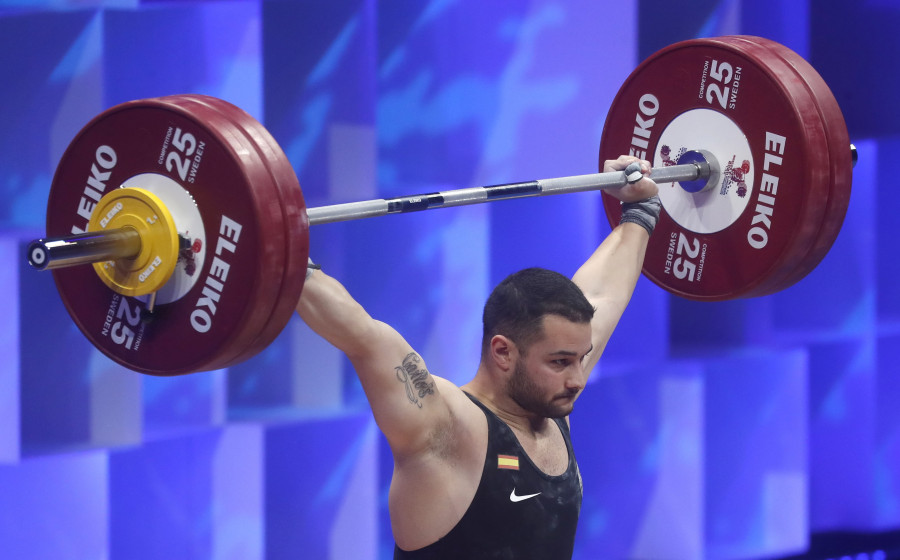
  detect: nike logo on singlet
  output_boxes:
[509,488,542,502]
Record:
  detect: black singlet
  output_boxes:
[393,393,583,559]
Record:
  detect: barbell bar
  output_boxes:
[27,154,714,272]
[28,35,854,376]
[305,156,713,225]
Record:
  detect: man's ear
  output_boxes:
[489,335,516,371]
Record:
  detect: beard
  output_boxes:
[506,359,575,419]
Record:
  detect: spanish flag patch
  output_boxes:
[497,454,519,470]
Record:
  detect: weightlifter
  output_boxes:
[296,155,659,559]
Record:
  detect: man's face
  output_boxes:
[505,315,592,418]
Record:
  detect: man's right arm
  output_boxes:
[295,265,454,455]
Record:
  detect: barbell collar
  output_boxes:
[307,160,708,226]
[27,228,142,271]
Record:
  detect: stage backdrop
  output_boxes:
[1,1,897,559]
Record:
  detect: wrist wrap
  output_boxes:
[306,257,321,279]
[620,196,662,235]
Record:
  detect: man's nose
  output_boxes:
[565,367,585,393]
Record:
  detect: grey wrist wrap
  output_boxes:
[306,257,321,279]
[620,196,662,235]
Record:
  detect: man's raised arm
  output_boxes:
[573,156,660,373]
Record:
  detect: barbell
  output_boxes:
[26,35,854,376]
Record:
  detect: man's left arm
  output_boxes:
[572,156,659,374]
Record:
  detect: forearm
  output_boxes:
[575,222,648,305]
[576,185,659,314]
[572,221,650,358]
[296,268,381,359]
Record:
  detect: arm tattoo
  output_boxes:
[395,353,436,408]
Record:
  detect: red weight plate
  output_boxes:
[600,36,833,300]
[673,35,832,298]
[188,95,309,368]
[156,95,290,371]
[721,36,851,293]
[47,97,286,375]
[153,95,285,371]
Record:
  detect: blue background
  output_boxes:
[1,0,898,558]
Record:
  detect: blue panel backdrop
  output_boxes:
[1,0,896,558]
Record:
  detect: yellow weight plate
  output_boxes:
[87,187,179,296]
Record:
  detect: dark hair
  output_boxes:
[481,268,594,359]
